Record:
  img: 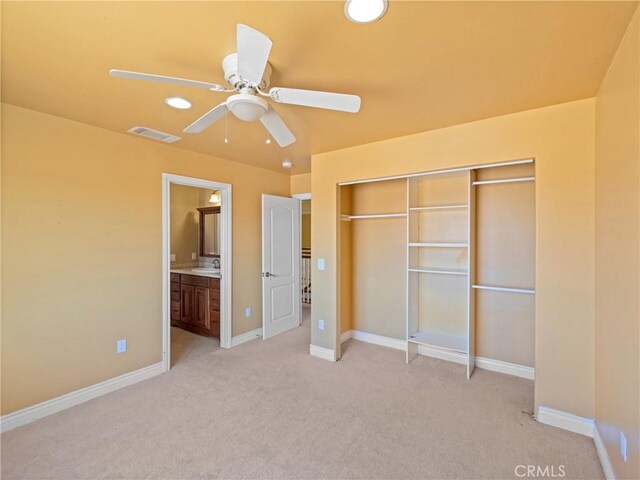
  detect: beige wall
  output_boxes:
[290,173,311,195]
[0,103,290,414]
[312,98,596,418]
[170,184,199,266]
[595,7,640,479]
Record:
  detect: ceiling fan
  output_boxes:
[110,24,361,147]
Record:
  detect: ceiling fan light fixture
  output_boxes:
[282,160,293,169]
[226,94,268,122]
[344,0,388,24]
[209,191,220,203]
[164,96,192,109]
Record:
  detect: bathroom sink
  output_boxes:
[191,268,220,274]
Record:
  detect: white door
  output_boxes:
[262,194,301,339]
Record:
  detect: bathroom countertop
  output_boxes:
[170,268,222,279]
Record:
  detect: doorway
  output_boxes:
[293,193,312,330]
[162,174,232,372]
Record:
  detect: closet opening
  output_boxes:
[337,159,535,398]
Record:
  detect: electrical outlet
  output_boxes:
[621,431,628,462]
[191,252,197,260]
[318,319,325,330]
[318,258,325,271]
[116,339,127,354]
[170,254,176,262]
[246,307,251,317]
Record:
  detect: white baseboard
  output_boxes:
[593,424,616,480]
[309,344,336,362]
[475,357,535,380]
[536,406,595,437]
[340,330,353,343]
[342,329,532,379]
[231,327,262,347]
[1,362,164,433]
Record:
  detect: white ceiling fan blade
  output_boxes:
[236,24,272,85]
[110,69,225,92]
[259,106,296,147]
[269,87,361,113]
[183,103,228,133]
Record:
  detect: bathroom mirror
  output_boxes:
[197,207,221,258]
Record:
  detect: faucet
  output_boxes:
[212,258,220,269]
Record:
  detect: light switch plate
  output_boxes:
[170,254,176,262]
[116,339,127,354]
[621,431,628,462]
[246,307,251,317]
[318,319,325,330]
[318,258,325,271]
[191,252,197,260]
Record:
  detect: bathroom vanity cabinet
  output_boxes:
[170,273,220,337]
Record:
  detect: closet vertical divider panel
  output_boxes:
[407,177,419,363]
[406,171,472,375]
[467,171,476,378]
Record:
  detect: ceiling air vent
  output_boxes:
[127,126,181,144]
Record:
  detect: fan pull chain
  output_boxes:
[224,110,229,144]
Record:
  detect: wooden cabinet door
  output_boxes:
[180,284,195,324]
[194,287,210,329]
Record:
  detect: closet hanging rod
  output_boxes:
[472,285,535,294]
[472,177,535,186]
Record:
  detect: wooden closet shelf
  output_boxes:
[341,213,407,220]
[409,204,468,211]
[408,267,468,276]
[408,331,467,353]
[408,242,468,248]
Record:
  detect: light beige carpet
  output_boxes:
[1,307,602,479]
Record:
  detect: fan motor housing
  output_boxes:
[222,53,272,89]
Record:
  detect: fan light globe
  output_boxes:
[226,94,268,122]
[345,0,387,24]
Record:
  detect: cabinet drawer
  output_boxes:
[171,301,180,312]
[180,274,210,287]
[209,278,220,289]
[170,273,180,283]
[209,287,220,300]
[210,297,220,311]
[171,282,180,293]
[209,309,220,322]
[170,310,180,321]
[170,291,180,302]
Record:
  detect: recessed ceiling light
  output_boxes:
[164,96,192,110]
[344,0,388,24]
[282,160,293,169]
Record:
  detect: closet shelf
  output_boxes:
[472,284,535,294]
[341,213,407,221]
[408,267,468,276]
[409,204,468,211]
[408,331,467,353]
[408,242,468,248]
[472,177,534,186]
